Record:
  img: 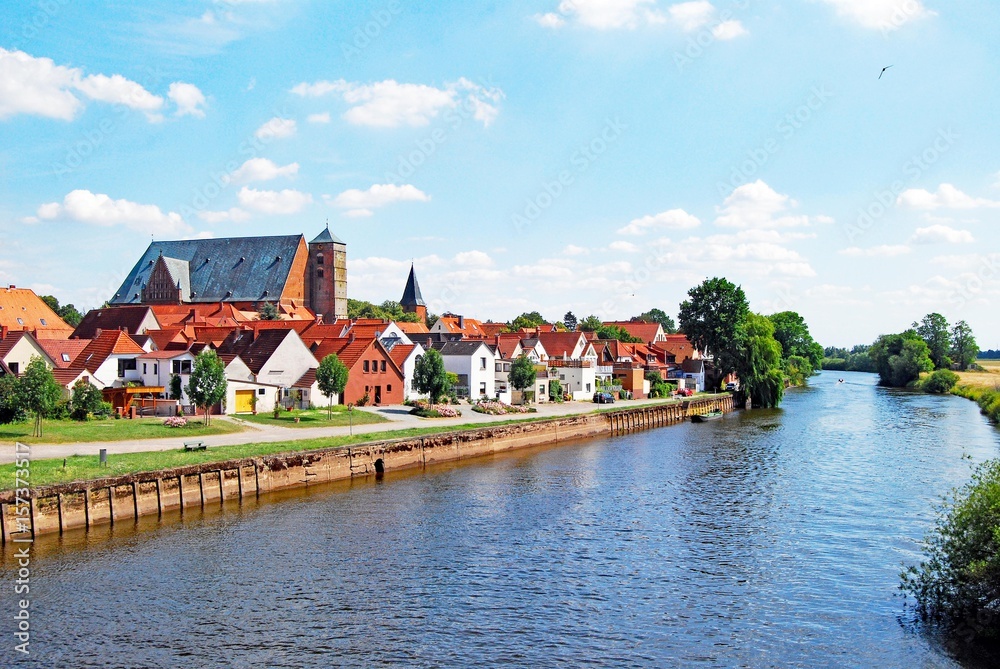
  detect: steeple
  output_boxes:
[400,263,427,322]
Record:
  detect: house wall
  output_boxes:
[139,353,196,401]
[1,336,52,375]
[555,365,597,400]
[402,347,427,402]
[256,333,318,390]
[345,348,403,406]
[441,345,495,399]
[90,354,142,389]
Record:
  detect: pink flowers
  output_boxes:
[163,416,188,428]
[473,400,532,415]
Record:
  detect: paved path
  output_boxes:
[0,397,686,464]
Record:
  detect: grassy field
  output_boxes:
[0,417,245,445]
[955,360,1000,392]
[952,360,1000,426]
[0,417,554,491]
[237,406,389,429]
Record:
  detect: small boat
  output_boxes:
[691,411,723,422]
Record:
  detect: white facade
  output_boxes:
[1,335,53,375]
[553,363,597,401]
[400,343,427,402]
[224,356,280,414]
[88,353,143,389]
[139,351,196,401]
[439,342,496,399]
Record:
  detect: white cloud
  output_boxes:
[330,184,430,217]
[230,158,299,184]
[819,0,934,31]
[454,250,494,267]
[712,19,748,40]
[897,183,1000,210]
[343,209,373,218]
[669,1,714,31]
[237,187,313,214]
[715,180,811,229]
[254,116,296,139]
[35,189,191,236]
[618,208,701,235]
[609,240,640,253]
[291,78,504,128]
[0,48,173,122]
[196,208,250,223]
[544,0,663,30]
[168,82,207,118]
[307,112,331,123]
[909,225,975,245]
[534,12,566,28]
[839,245,912,257]
[562,244,590,256]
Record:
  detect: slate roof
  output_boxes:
[73,305,157,339]
[111,235,306,305]
[400,264,425,307]
[310,225,345,244]
[293,368,317,389]
[73,330,146,372]
[433,341,490,356]
[216,329,301,375]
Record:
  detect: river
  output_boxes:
[2,371,999,668]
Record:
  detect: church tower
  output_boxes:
[307,224,347,322]
[400,263,427,322]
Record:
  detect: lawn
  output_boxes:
[237,406,389,429]
[0,417,245,445]
[0,418,554,491]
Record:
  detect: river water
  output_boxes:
[2,371,999,668]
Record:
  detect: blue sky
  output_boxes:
[1,0,998,347]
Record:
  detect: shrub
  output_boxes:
[71,381,105,420]
[163,416,188,428]
[409,403,462,418]
[548,380,563,402]
[472,400,534,415]
[923,369,960,394]
[356,392,370,407]
[51,399,71,420]
[95,402,113,418]
[901,459,1000,647]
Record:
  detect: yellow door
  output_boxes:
[235,390,254,413]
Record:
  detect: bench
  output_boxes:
[183,441,206,451]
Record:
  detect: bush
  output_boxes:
[409,404,462,418]
[548,380,563,402]
[472,400,535,416]
[923,369,960,394]
[356,392,370,407]
[901,459,1000,647]
[50,399,71,420]
[71,381,105,420]
[95,401,113,418]
[163,416,188,428]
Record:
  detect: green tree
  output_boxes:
[578,315,603,332]
[20,357,62,437]
[634,308,677,334]
[902,458,1000,646]
[40,295,59,312]
[768,311,823,371]
[257,301,280,321]
[645,371,674,398]
[413,349,450,404]
[784,355,813,386]
[169,374,183,401]
[735,314,785,408]
[548,378,563,402]
[58,303,83,326]
[70,380,104,421]
[509,355,537,403]
[951,321,979,371]
[922,369,960,394]
[678,277,750,378]
[316,353,349,418]
[871,331,934,387]
[914,313,952,369]
[509,311,547,331]
[0,374,25,424]
[185,350,227,425]
[595,325,643,343]
[563,311,578,332]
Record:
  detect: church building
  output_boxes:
[110,225,347,322]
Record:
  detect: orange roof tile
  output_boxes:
[395,321,429,334]
[388,343,416,369]
[536,332,587,358]
[603,321,664,345]
[72,330,146,372]
[38,339,91,368]
[0,286,74,339]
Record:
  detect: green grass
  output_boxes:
[952,384,1000,425]
[0,417,245,445]
[0,418,555,491]
[237,407,389,429]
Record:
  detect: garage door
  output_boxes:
[235,390,255,413]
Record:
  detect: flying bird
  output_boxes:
[878,65,893,79]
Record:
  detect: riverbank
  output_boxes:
[0,396,736,541]
[952,361,1000,425]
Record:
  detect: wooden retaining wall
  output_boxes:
[0,396,735,542]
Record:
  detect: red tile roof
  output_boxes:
[72,330,146,372]
[536,332,587,359]
[0,287,74,339]
[479,322,507,337]
[395,321,429,334]
[603,321,664,345]
[51,368,89,387]
[493,333,523,360]
[659,334,699,362]
[293,368,317,389]
[38,339,91,368]
[388,343,416,369]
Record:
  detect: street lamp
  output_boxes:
[348,403,353,436]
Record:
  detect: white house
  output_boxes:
[72,329,146,388]
[223,355,283,414]
[138,349,197,401]
[0,330,55,376]
[434,341,496,399]
[216,328,319,406]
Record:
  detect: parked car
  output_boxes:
[725,382,738,391]
[592,392,615,404]
[675,388,694,397]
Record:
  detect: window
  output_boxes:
[495,362,502,372]
[363,360,370,373]
[479,382,487,396]
[317,253,324,266]
[480,357,487,370]
[172,360,192,374]
[387,384,392,392]
[16,318,23,325]
[61,353,71,363]
[153,364,158,374]
[9,363,18,375]
[380,360,386,373]
[317,268,324,278]
[143,363,147,374]
[118,358,137,378]
[40,319,47,326]
[258,388,266,396]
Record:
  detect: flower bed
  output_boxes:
[163,416,188,428]
[409,402,462,418]
[472,400,536,416]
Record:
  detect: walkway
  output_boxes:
[0,397,687,464]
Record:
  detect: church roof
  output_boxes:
[400,264,425,307]
[110,235,305,305]
[310,225,344,244]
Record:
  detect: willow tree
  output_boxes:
[735,313,785,409]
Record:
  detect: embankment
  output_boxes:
[0,396,735,542]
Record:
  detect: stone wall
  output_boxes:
[0,396,735,542]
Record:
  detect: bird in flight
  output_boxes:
[878,65,893,79]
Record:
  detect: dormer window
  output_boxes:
[61,353,70,362]
[40,319,47,326]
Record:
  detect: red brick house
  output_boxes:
[311,335,404,406]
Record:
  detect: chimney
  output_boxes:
[349,331,356,343]
[426,337,432,349]
[0,325,7,340]
[7,285,14,289]
[458,315,465,330]
[95,328,103,338]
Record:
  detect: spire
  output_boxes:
[400,263,425,307]
[310,222,343,244]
